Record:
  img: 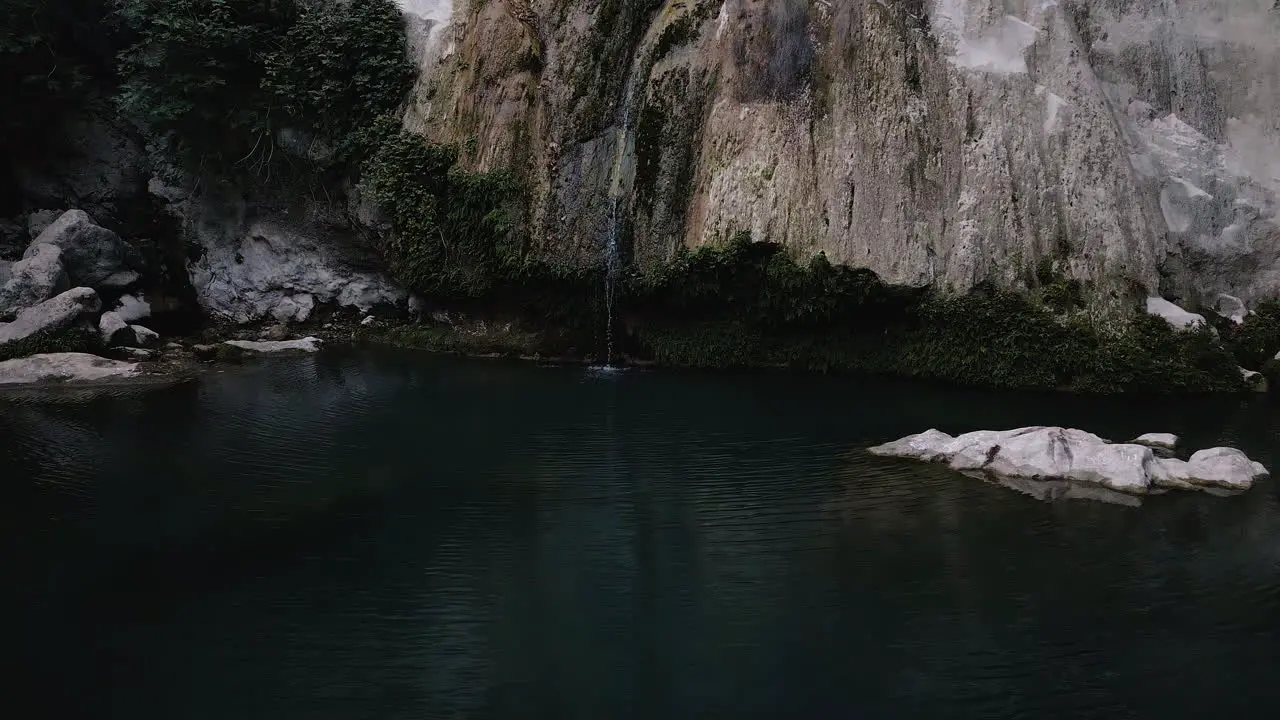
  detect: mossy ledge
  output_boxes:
[360,218,1271,393]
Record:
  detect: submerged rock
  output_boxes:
[0,352,138,385]
[869,426,1267,497]
[222,337,322,354]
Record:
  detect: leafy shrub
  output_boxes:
[1220,299,1280,370]
[115,0,291,169]
[262,0,415,143]
[615,234,1246,392]
[114,0,412,174]
[359,127,524,300]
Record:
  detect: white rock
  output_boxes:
[1214,294,1249,324]
[1146,297,1206,330]
[0,352,139,385]
[188,221,403,324]
[113,294,151,322]
[1152,458,1195,490]
[129,324,160,348]
[868,429,955,462]
[222,336,322,353]
[270,293,316,323]
[0,243,69,316]
[870,426,1267,497]
[0,287,100,353]
[361,314,376,326]
[1185,447,1264,491]
[28,210,138,288]
[1132,433,1178,451]
[98,311,132,346]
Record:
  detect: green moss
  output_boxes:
[0,325,101,362]
[376,229,1244,393]
[1220,299,1280,369]
[358,126,525,299]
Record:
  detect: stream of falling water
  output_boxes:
[600,16,658,369]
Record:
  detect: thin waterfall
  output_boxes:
[600,17,657,367]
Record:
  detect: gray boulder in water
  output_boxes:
[0,243,71,317]
[27,210,139,289]
[0,287,101,357]
[870,426,1268,497]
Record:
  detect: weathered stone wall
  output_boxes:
[404,0,1280,312]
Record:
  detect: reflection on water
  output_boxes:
[2,350,1280,719]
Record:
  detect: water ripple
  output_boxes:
[3,351,1280,719]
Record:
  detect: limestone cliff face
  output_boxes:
[401,0,1280,310]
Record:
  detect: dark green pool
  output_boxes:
[4,350,1279,718]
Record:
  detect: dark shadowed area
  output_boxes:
[3,349,1280,719]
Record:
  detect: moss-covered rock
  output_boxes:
[360,227,1252,393]
[0,324,101,363]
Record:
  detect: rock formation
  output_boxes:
[0,352,140,386]
[870,426,1269,497]
[406,0,1280,311]
[4,0,1278,347]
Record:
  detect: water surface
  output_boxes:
[3,350,1279,719]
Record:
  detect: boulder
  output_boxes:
[0,287,100,358]
[1145,297,1206,330]
[192,344,222,362]
[129,324,160,348]
[112,294,151,322]
[270,293,316,323]
[26,209,63,238]
[222,336,322,353]
[1240,367,1268,392]
[869,426,1268,497]
[99,305,162,349]
[1152,459,1196,490]
[1185,448,1265,491]
[1214,294,1249,325]
[28,210,139,288]
[98,311,133,347]
[0,243,70,316]
[0,352,139,385]
[1131,433,1179,455]
[187,219,403,324]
